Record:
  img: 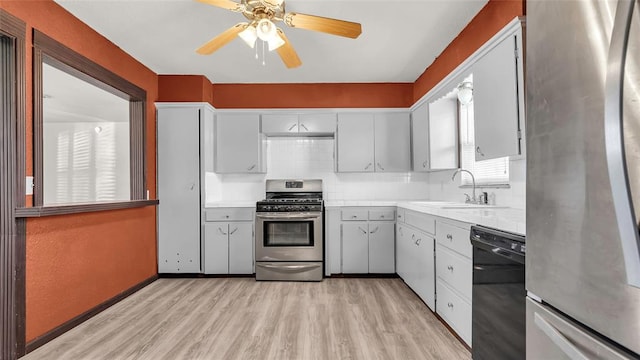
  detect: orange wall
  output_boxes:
[413,0,525,102]
[158,75,214,105]
[0,0,159,342]
[211,83,413,108]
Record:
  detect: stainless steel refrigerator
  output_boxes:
[526,0,640,358]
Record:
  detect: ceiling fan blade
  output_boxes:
[196,23,248,55]
[275,29,302,69]
[283,12,362,39]
[194,0,244,12]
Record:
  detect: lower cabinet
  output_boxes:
[336,207,396,274]
[396,210,436,311]
[203,208,254,274]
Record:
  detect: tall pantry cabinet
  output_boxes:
[157,103,214,273]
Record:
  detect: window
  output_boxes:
[459,85,510,186]
[33,30,147,208]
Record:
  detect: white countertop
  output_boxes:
[325,200,525,236]
[204,201,257,208]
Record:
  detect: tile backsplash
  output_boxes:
[205,138,525,210]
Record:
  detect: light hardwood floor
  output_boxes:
[23,278,470,360]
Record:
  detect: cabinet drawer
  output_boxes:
[341,209,369,221]
[205,208,254,222]
[436,244,472,300]
[436,221,472,258]
[369,209,395,221]
[436,279,472,346]
[396,208,405,223]
[404,210,435,235]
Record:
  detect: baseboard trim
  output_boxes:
[25,274,158,354]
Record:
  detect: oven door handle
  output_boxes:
[256,214,321,220]
[257,263,321,272]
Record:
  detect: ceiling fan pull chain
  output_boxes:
[262,40,266,66]
[255,41,258,60]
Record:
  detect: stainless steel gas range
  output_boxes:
[255,179,323,281]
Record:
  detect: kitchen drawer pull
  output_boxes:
[288,123,297,131]
[447,265,454,271]
[476,146,485,157]
[352,215,358,219]
[422,160,428,168]
[447,302,454,309]
[377,162,385,171]
[370,226,379,234]
[359,227,367,234]
[446,234,453,240]
[247,164,256,171]
[364,162,372,170]
[229,227,238,235]
[300,123,309,131]
[218,227,227,235]
[416,238,421,245]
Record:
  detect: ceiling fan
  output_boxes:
[195,0,362,68]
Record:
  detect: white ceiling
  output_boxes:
[54,0,489,84]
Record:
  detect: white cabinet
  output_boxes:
[411,102,431,172]
[473,29,524,161]
[203,208,254,274]
[396,208,436,311]
[261,113,336,136]
[336,207,396,274]
[435,218,473,346]
[336,113,375,172]
[336,112,411,172]
[215,112,266,173]
[428,97,459,170]
[157,103,214,274]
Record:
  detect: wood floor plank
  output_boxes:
[23,278,470,360]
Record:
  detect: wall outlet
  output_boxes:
[26,176,34,195]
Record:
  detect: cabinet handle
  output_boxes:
[377,162,385,171]
[370,226,379,234]
[412,234,416,241]
[300,123,309,131]
[446,234,453,240]
[416,238,421,245]
[476,146,485,157]
[247,164,256,171]
[229,227,238,235]
[218,227,227,235]
[358,227,367,234]
[352,215,358,219]
[422,160,428,168]
[447,302,454,309]
[364,162,372,170]
[447,265,454,271]
[189,183,195,190]
[288,123,297,131]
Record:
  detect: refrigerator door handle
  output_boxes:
[534,313,589,360]
[604,0,640,288]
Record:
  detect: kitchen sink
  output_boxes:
[409,201,509,209]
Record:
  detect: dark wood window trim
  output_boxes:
[32,29,149,209]
[15,199,159,218]
[0,9,27,360]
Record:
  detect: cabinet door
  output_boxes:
[157,107,201,273]
[336,113,375,172]
[473,33,521,160]
[299,113,336,134]
[341,222,369,273]
[396,224,409,280]
[228,222,254,274]
[411,103,430,172]
[261,113,299,135]
[413,232,435,311]
[203,223,229,274]
[215,113,263,173]
[429,97,459,170]
[374,113,411,172]
[368,222,395,273]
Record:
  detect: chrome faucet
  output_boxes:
[451,169,477,204]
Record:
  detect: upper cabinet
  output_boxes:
[411,102,430,172]
[336,112,410,172]
[472,28,524,161]
[261,112,336,136]
[428,97,459,170]
[215,112,266,174]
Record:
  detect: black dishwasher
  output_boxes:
[470,225,526,360]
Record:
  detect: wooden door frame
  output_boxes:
[0,9,27,360]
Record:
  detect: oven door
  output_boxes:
[255,212,323,262]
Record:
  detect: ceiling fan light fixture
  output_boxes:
[262,0,284,8]
[457,81,473,105]
[238,24,258,48]
[256,18,277,41]
[267,33,285,51]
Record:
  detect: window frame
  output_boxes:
[21,29,157,216]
